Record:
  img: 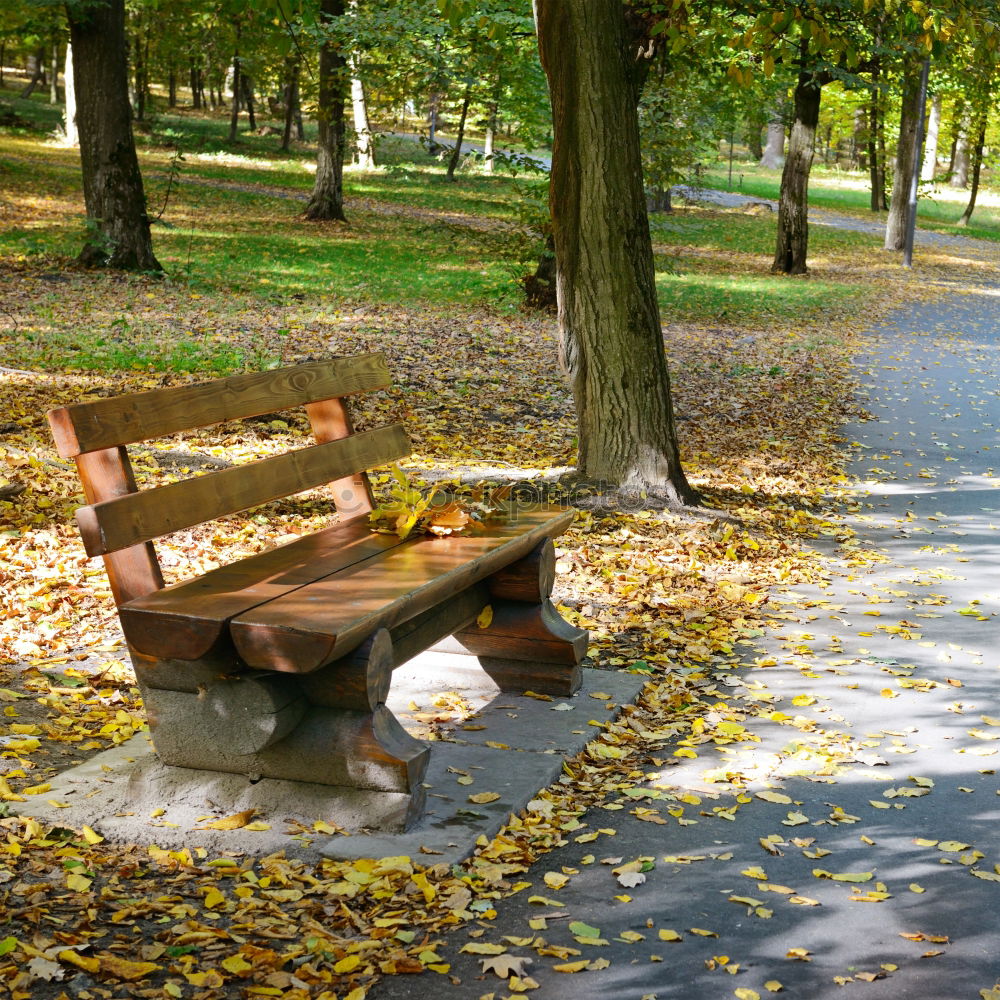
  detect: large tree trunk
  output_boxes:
[958,110,988,227]
[281,58,300,152]
[49,40,60,103]
[851,106,867,169]
[427,90,441,152]
[190,60,202,109]
[305,0,348,222]
[921,91,941,181]
[131,16,150,122]
[772,64,822,275]
[483,73,502,173]
[950,111,970,188]
[228,32,241,143]
[885,62,924,251]
[20,48,46,98]
[62,41,78,146]
[759,115,785,168]
[351,62,375,169]
[446,77,474,181]
[535,0,693,501]
[242,76,256,130]
[66,0,160,271]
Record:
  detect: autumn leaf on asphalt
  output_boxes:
[617,870,647,888]
[553,960,589,973]
[26,957,63,982]
[812,869,874,883]
[461,942,507,956]
[98,954,161,981]
[480,954,533,978]
[756,791,792,805]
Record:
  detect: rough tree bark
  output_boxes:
[305,0,348,221]
[66,0,160,271]
[950,110,970,188]
[49,40,60,103]
[534,0,694,500]
[281,57,300,152]
[132,17,148,121]
[20,48,46,98]
[851,106,867,170]
[885,61,924,251]
[228,27,241,143]
[921,92,941,181]
[62,42,78,146]
[446,73,475,181]
[350,61,375,169]
[772,58,826,274]
[483,72,502,173]
[759,115,786,168]
[958,109,988,227]
[242,76,256,131]
[190,60,202,109]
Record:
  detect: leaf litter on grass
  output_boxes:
[0,278,897,996]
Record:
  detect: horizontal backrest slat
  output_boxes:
[47,354,391,458]
[75,423,409,557]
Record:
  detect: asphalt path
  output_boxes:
[373,240,1000,997]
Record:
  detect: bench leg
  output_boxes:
[454,540,588,696]
[139,631,429,808]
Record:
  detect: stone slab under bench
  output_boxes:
[11,657,646,866]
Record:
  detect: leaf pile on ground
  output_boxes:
[0,264,905,998]
[1,111,989,996]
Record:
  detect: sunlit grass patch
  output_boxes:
[655,270,865,324]
[699,162,1000,242]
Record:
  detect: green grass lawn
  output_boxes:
[0,86,920,374]
[698,161,1000,243]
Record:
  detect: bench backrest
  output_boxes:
[47,354,408,607]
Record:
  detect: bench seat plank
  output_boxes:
[229,506,575,673]
[120,514,408,661]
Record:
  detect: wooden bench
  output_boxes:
[47,355,587,828]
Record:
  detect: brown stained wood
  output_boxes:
[230,506,576,673]
[306,396,375,517]
[454,598,589,665]
[76,423,409,557]
[299,628,394,712]
[389,581,490,667]
[120,514,407,661]
[486,539,555,602]
[75,446,164,605]
[47,354,391,458]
